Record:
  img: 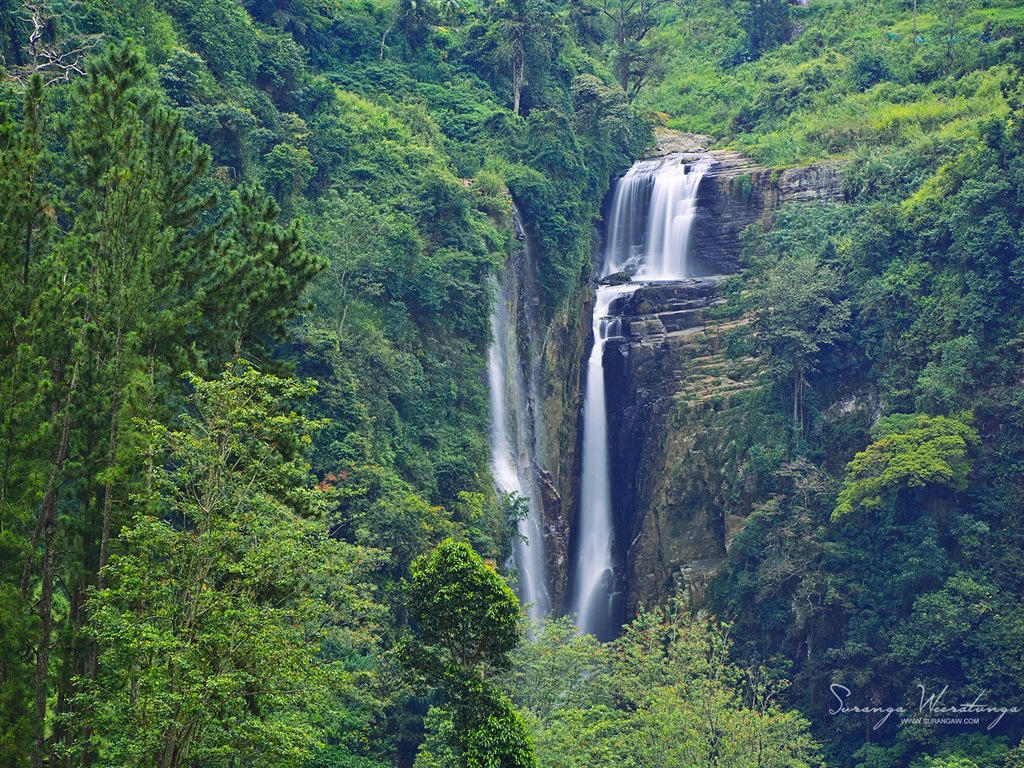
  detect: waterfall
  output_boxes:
[487,219,550,621]
[602,156,711,280]
[570,285,632,639]
[570,153,710,638]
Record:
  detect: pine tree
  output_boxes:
[2,43,324,766]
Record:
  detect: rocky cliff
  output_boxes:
[691,152,846,274]
[535,140,846,617]
[637,131,846,275]
[592,139,846,615]
[535,284,590,608]
[600,279,765,614]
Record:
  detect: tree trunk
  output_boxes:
[380,2,401,59]
[29,399,74,768]
[793,368,800,429]
[98,324,124,588]
[512,44,524,115]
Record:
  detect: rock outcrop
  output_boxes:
[598,278,764,614]
[498,215,591,610]
[535,285,590,607]
[691,152,846,274]
[634,132,846,275]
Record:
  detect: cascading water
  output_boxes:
[602,156,711,280]
[487,218,550,621]
[569,154,710,638]
[569,284,632,639]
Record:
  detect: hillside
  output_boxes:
[2,0,1024,766]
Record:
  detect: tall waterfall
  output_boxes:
[570,285,631,639]
[569,154,710,638]
[487,219,550,621]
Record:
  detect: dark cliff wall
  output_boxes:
[538,145,846,617]
[536,285,590,608]
[601,280,764,614]
[691,152,846,275]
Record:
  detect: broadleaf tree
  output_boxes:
[72,364,384,768]
[407,539,535,768]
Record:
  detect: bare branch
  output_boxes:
[4,1,102,86]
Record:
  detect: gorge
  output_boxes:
[492,147,846,636]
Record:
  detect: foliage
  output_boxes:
[74,365,384,767]
[407,539,535,768]
[408,539,522,672]
[742,0,790,59]
[645,0,1024,165]
[833,413,979,518]
[6,0,1024,766]
[743,241,851,431]
[501,609,822,768]
[0,0,653,760]
[600,0,678,99]
[711,46,1024,764]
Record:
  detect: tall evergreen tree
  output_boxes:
[1,43,323,766]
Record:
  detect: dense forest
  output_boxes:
[1,0,1024,765]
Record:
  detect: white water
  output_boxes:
[570,154,710,637]
[603,156,711,280]
[570,285,632,637]
[487,250,550,621]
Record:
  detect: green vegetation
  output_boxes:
[646,0,1024,165]
[0,0,654,764]
[705,16,1024,763]
[503,606,821,768]
[3,0,1024,765]
[78,366,383,768]
[833,413,979,518]
[408,539,535,768]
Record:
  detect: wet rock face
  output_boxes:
[535,278,591,609]
[500,212,591,612]
[598,277,748,615]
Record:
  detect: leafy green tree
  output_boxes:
[600,0,676,100]
[833,413,979,519]
[933,0,969,76]
[741,0,789,58]
[508,604,822,768]
[263,141,315,215]
[409,539,520,672]
[489,0,557,115]
[73,365,383,768]
[503,616,603,721]
[892,574,1024,705]
[407,539,535,768]
[379,0,439,60]
[914,336,980,414]
[747,251,850,432]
